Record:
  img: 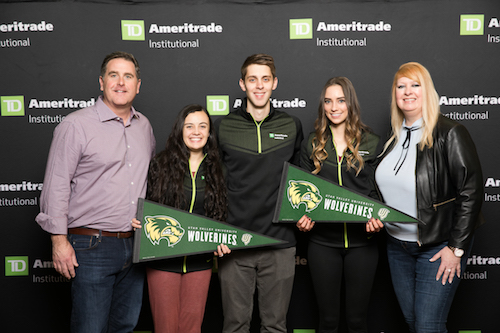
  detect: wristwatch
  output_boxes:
[448,245,464,258]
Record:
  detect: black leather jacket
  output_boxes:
[378,115,484,250]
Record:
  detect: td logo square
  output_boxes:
[290,19,313,39]
[207,95,229,116]
[1,96,25,116]
[460,15,484,35]
[5,256,29,276]
[121,20,145,41]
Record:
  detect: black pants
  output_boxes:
[308,241,378,333]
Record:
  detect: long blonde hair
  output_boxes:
[382,62,440,154]
[311,77,370,175]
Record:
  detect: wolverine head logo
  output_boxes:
[287,180,322,213]
[143,215,185,247]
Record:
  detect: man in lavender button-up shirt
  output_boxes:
[35,51,155,333]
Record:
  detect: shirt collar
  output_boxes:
[402,117,423,129]
[95,95,140,123]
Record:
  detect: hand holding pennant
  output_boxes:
[273,162,425,225]
[133,198,286,263]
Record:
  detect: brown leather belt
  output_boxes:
[68,227,133,239]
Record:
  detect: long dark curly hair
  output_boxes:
[147,104,227,221]
[311,77,370,175]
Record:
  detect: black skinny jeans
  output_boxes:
[308,241,378,333]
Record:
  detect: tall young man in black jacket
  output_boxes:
[215,54,303,333]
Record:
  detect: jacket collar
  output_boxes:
[236,98,276,122]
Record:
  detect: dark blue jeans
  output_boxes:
[386,235,470,333]
[68,233,145,333]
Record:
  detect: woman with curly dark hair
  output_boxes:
[297,77,382,333]
[133,104,230,333]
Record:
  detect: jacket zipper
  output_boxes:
[184,155,207,273]
[331,128,348,249]
[433,198,456,211]
[252,116,268,154]
[416,198,455,247]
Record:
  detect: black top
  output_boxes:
[300,129,380,248]
[147,158,214,273]
[215,99,304,248]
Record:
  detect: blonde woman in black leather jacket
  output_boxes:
[368,62,484,333]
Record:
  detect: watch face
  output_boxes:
[455,248,465,257]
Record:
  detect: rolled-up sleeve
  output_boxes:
[36,119,82,235]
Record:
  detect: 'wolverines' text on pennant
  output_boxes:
[133,198,286,263]
[273,162,424,224]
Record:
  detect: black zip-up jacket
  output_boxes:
[147,158,213,273]
[377,115,484,250]
[214,99,303,248]
[300,129,380,248]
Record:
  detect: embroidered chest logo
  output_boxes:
[269,132,289,140]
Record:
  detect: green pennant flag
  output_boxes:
[273,162,424,224]
[133,198,286,263]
